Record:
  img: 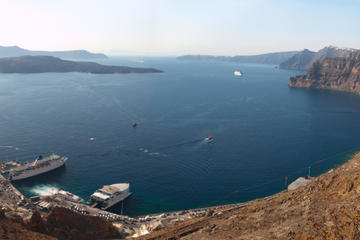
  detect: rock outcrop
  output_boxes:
[280,46,357,70]
[289,51,360,94]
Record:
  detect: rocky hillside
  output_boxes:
[0,210,55,240]
[28,207,122,240]
[137,152,360,239]
[289,51,360,94]
[280,46,357,70]
[177,51,298,65]
[0,206,123,240]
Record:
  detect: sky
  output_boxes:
[1,0,360,56]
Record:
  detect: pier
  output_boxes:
[0,161,243,237]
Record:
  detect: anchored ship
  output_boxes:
[9,154,67,181]
[234,70,243,76]
[89,183,131,210]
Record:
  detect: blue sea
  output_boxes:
[1,57,360,217]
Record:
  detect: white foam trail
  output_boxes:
[30,185,59,196]
[0,145,20,150]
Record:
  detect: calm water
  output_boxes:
[1,57,360,217]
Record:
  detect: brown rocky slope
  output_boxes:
[137,152,360,239]
[0,206,122,240]
[289,51,360,94]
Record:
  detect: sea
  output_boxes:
[1,57,360,217]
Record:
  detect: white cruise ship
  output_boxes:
[234,70,243,76]
[89,183,131,210]
[9,154,67,181]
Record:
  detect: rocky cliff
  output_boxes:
[280,46,357,70]
[289,51,360,94]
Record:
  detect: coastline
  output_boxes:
[139,152,360,239]
[2,150,360,238]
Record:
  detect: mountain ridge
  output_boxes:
[177,51,299,65]
[280,46,358,70]
[0,45,107,59]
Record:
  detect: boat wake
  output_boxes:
[30,184,59,196]
[138,138,210,157]
[139,148,167,157]
[0,145,20,150]
[157,139,204,151]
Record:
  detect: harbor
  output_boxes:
[0,155,223,237]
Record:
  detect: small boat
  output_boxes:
[132,122,137,127]
[234,71,243,77]
[205,136,214,142]
[56,189,84,203]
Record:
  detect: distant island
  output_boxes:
[289,51,360,94]
[280,46,357,70]
[178,46,360,71]
[0,56,162,74]
[177,51,299,65]
[0,45,107,59]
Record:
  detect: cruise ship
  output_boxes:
[234,70,243,76]
[9,154,67,181]
[89,183,131,210]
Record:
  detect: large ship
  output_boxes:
[234,70,243,76]
[89,183,131,210]
[9,154,67,181]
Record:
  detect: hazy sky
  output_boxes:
[1,0,360,56]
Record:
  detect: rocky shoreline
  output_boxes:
[289,51,360,95]
[139,152,360,239]
[3,151,360,239]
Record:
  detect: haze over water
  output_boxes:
[1,57,360,216]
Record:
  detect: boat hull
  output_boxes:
[102,192,132,210]
[10,157,67,181]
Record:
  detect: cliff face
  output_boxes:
[289,51,360,94]
[280,46,357,70]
